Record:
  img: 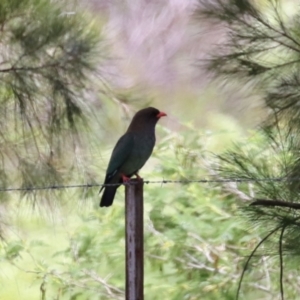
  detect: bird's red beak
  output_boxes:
[157,111,167,118]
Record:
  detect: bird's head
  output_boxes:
[127,107,167,132]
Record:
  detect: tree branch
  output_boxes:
[251,199,300,209]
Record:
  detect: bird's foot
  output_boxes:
[134,173,143,181]
[121,174,131,183]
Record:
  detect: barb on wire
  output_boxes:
[0,176,297,192]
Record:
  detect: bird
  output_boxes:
[99,107,167,207]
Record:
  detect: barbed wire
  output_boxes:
[0,177,296,192]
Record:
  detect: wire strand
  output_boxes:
[0,177,296,192]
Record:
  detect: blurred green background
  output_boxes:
[0,0,295,299]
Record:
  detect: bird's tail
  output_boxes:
[100,187,118,207]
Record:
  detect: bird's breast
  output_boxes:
[120,133,155,175]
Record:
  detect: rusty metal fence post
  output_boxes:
[125,178,144,300]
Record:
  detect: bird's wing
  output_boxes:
[104,132,134,183]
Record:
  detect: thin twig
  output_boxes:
[279,226,286,300]
[236,226,281,300]
[251,199,300,210]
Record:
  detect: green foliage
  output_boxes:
[199,0,300,121]
[197,1,300,298]
[0,0,101,202]
[0,125,292,300]
[3,1,300,299]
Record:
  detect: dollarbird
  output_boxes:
[99,107,166,207]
